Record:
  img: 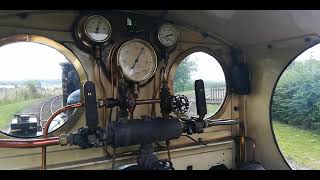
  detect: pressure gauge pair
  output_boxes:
[76,16,179,48]
[74,15,112,50]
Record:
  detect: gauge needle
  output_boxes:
[161,34,174,39]
[96,21,101,33]
[130,47,145,69]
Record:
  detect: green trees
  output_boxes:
[173,56,198,92]
[272,58,320,131]
[25,80,41,98]
[0,80,44,105]
[173,55,226,93]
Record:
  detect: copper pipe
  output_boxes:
[110,46,115,101]
[115,74,119,123]
[41,102,84,170]
[42,145,46,170]
[136,99,160,105]
[151,77,157,116]
[97,64,107,128]
[239,120,245,163]
[109,46,115,125]
[42,103,84,138]
[108,52,116,125]
[0,137,59,148]
[234,135,256,163]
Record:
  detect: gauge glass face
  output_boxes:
[158,23,178,47]
[84,15,111,42]
[118,40,157,82]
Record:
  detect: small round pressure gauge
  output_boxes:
[117,39,157,83]
[157,23,179,47]
[84,15,112,43]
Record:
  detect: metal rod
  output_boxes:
[206,119,240,127]
[135,99,160,105]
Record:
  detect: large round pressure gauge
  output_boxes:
[84,15,112,43]
[157,23,179,47]
[117,39,157,83]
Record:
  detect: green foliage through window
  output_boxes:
[272,58,320,131]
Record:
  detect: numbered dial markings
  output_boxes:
[157,23,179,47]
[117,39,157,82]
[84,15,111,42]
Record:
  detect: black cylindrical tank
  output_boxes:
[107,117,182,148]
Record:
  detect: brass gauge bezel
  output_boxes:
[73,15,112,52]
[116,39,158,85]
[84,15,112,43]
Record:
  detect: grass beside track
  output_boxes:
[207,104,220,116]
[273,120,320,169]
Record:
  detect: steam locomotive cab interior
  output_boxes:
[0,10,318,170]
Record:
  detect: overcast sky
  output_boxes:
[0,42,68,82]
[188,44,320,83]
[295,43,320,62]
[186,52,226,82]
[0,42,319,83]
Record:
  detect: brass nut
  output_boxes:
[59,133,68,146]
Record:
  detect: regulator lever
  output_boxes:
[195,79,207,120]
[84,81,98,129]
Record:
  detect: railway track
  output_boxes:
[39,95,63,122]
[6,95,63,136]
[50,96,63,114]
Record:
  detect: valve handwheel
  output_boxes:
[171,95,189,113]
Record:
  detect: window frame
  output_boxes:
[0,34,87,139]
[167,46,229,119]
[269,42,320,170]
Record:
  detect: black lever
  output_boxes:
[194,79,207,119]
[84,81,98,129]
